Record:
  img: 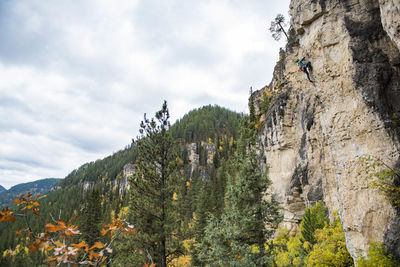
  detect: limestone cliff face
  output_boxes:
[255,0,400,260]
[186,142,216,179]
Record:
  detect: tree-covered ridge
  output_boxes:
[59,145,138,187]
[0,104,243,266]
[170,105,243,143]
[0,185,6,193]
[0,178,61,208]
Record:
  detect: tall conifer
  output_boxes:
[82,188,102,246]
[199,118,282,266]
[128,101,182,267]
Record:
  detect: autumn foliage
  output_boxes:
[1,192,138,266]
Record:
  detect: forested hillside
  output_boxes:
[0,178,60,208]
[0,105,243,266]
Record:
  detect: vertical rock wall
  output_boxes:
[256,0,400,260]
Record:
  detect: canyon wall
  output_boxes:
[254,0,400,260]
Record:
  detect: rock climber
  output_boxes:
[296,57,313,83]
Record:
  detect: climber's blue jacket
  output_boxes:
[298,57,306,69]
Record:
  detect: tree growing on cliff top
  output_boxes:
[269,14,288,41]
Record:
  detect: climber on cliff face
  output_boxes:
[296,57,313,83]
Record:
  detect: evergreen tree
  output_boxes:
[128,101,183,267]
[269,14,288,41]
[82,188,102,246]
[300,201,328,245]
[198,118,282,266]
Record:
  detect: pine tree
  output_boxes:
[82,188,102,246]
[199,118,282,266]
[128,101,183,267]
[269,14,288,41]
[300,201,328,245]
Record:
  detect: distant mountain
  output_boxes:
[0,185,6,193]
[0,178,61,207]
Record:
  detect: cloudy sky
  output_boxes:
[0,0,290,189]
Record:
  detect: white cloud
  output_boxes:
[0,0,290,189]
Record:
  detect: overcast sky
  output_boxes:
[0,0,290,189]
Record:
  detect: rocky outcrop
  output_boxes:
[186,143,200,175]
[203,143,217,166]
[254,0,400,260]
[186,142,216,177]
[379,0,400,48]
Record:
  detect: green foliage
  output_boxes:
[60,145,137,186]
[124,101,183,267]
[196,117,282,266]
[170,105,242,143]
[0,104,243,266]
[249,96,257,124]
[0,178,60,208]
[300,201,329,245]
[304,216,354,266]
[260,87,273,115]
[269,14,288,41]
[82,188,102,246]
[271,204,353,267]
[358,156,400,210]
[357,241,398,267]
[271,228,304,267]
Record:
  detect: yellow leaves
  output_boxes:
[176,157,184,165]
[173,192,178,201]
[186,181,190,188]
[229,137,234,147]
[0,207,15,223]
[169,255,191,267]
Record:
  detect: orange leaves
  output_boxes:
[29,238,48,254]
[100,228,111,236]
[32,208,40,216]
[90,241,104,250]
[71,241,89,252]
[101,218,137,238]
[2,193,137,266]
[88,249,100,261]
[44,220,80,236]
[0,207,15,223]
[11,192,41,217]
[144,263,156,267]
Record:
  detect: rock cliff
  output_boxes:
[254,0,400,260]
